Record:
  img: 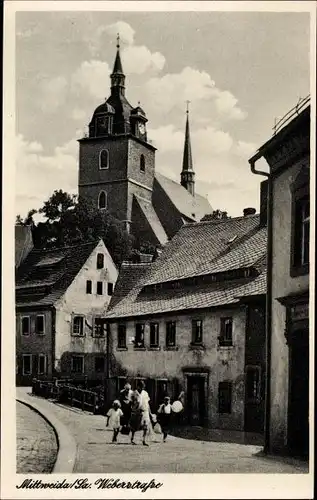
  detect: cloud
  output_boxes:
[71,60,111,100]
[122,45,166,75]
[104,21,135,45]
[38,76,68,112]
[16,134,78,216]
[214,90,247,121]
[235,140,257,158]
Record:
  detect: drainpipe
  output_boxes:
[249,152,272,455]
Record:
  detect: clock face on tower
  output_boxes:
[138,122,146,135]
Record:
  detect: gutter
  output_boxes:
[248,154,272,455]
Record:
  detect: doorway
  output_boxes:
[187,375,206,426]
[288,329,309,458]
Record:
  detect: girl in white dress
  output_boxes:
[106,400,123,443]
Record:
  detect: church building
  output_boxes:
[78,38,212,248]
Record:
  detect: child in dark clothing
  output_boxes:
[157,396,172,442]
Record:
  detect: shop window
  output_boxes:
[98,191,107,210]
[117,324,127,349]
[166,321,176,347]
[86,280,92,294]
[107,283,114,296]
[245,366,261,402]
[95,356,105,373]
[72,315,84,336]
[22,354,32,375]
[140,154,145,172]
[291,168,310,276]
[135,323,145,348]
[71,355,84,373]
[219,318,233,346]
[97,281,103,295]
[97,253,104,269]
[36,315,45,335]
[99,149,109,170]
[218,381,232,413]
[192,319,203,344]
[38,354,47,375]
[21,316,30,336]
[150,323,159,348]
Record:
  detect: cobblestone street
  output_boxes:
[16,401,58,473]
[16,388,309,474]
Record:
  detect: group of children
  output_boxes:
[106,381,182,445]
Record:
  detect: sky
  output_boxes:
[15,8,311,218]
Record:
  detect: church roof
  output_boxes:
[182,113,193,172]
[16,241,100,307]
[133,195,168,246]
[112,47,124,75]
[106,214,267,319]
[154,172,212,222]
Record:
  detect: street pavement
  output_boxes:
[16,388,309,474]
[16,401,58,473]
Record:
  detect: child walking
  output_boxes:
[106,400,123,443]
[157,396,172,443]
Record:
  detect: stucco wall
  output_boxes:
[54,240,118,379]
[270,157,309,452]
[111,307,247,430]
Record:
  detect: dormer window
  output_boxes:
[99,149,109,170]
[98,191,107,210]
[140,154,145,172]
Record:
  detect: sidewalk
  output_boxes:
[16,387,309,474]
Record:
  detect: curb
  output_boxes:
[17,397,77,473]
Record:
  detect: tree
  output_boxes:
[15,209,37,226]
[201,209,230,221]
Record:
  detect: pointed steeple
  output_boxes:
[110,34,125,96]
[181,102,195,196]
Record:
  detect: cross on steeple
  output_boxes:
[186,100,191,115]
[116,33,120,49]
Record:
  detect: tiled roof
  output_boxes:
[16,241,99,307]
[133,195,168,246]
[15,225,33,268]
[154,173,212,222]
[106,215,267,319]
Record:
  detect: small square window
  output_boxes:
[94,318,106,337]
[36,315,45,335]
[218,381,232,413]
[38,354,47,375]
[150,323,159,347]
[97,253,104,269]
[107,283,114,296]
[97,281,103,295]
[22,355,32,375]
[72,316,84,336]
[21,316,30,335]
[166,321,176,347]
[192,319,203,344]
[135,323,145,348]
[219,318,233,346]
[118,324,127,348]
[71,355,84,373]
[95,356,105,373]
[86,280,92,294]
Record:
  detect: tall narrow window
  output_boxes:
[166,321,176,347]
[192,319,203,344]
[94,318,106,337]
[72,316,84,336]
[38,354,47,375]
[245,366,261,402]
[107,283,114,296]
[150,323,159,348]
[86,280,92,294]
[291,167,310,276]
[140,154,145,172]
[97,253,104,269]
[71,355,84,373]
[99,149,109,170]
[117,324,127,348]
[21,316,30,336]
[97,281,103,295]
[22,354,32,375]
[36,315,45,335]
[218,381,232,413]
[95,356,105,373]
[135,323,145,348]
[219,318,233,346]
[98,191,107,210]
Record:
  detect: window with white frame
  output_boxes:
[219,317,233,346]
[36,315,45,335]
[38,354,47,375]
[150,323,159,348]
[71,355,84,373]
[72,315,84,336]
[93,318,106,337]
[166,321,176,347]
[135,323,145,348]
[22,354,32,375]
[99,149,109,170]
[98,191,107,210]
[117,324,127,348]
[192,319,203,344]
[21,316,30,335]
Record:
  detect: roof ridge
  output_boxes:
[30,239,100,254]
[188,214,260,227]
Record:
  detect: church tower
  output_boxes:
[78,36,156,229]
[180,104,195,196]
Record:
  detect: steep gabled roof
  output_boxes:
[133,195,168,246]
[15,225,33,268]
[154,172,212,222]
[106,215,267,319]
[16,240,100,307]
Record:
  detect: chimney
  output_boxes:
[259,179,268,226]
[243,207,256,217]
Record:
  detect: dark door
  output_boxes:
[288,329,309,458]
[187,376,206,426]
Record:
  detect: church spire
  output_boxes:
[110,34,125,96]
[181,101,195,196]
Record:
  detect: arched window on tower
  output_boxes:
[99,149,109,170]
[98,191,107,210]
[140,154,145,173]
